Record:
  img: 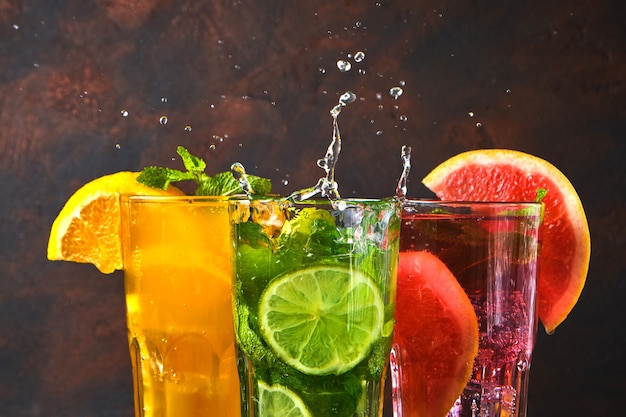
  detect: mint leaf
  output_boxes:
[177,146,206,174]
[136,166,194,190]
[535,188,548,203]
[136,146,272,196]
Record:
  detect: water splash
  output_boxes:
[396,145,411,198]
[288,91,357,203]
[230,162,254,195]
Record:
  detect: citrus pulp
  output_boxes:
[258,265,384,375]
[47,171,183,273]
[422,149,591,333]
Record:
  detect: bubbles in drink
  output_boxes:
[389,86,403,100]
[396,145,411,198]
[336,60,352,72]
[159,116,168,125]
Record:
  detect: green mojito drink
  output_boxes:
[231,197,400,417]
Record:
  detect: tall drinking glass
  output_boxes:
[121,196,241,417]
[231,198,400,417]
[391,200,542,417]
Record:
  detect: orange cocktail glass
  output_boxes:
[121,195,240,417]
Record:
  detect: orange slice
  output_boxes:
[422,149,591,333]
[47,171,183,273]
[394,251,479,417]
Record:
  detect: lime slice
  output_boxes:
[259,265,384,375]
[257,381,312,417]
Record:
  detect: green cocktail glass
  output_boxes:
[230,197,400,417]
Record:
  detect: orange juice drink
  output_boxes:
[121,195,240,417]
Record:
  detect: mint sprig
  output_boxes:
[136,146,271,196]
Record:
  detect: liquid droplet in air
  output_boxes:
[396,145,412,198]
[336,60,352,72]
[230,162,254,195]
[389,86,403,100]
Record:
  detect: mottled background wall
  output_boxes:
[1,0,624,416]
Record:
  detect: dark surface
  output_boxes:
[1,1,624,416]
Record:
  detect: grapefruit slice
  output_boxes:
[422,149,591,333]
[47,171,183,273]
[393,251,479,417]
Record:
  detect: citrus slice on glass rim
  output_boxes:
[47,171,183,273]
[422,149,591,333]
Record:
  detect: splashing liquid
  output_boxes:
[396,145,412,198]
[288,91,356,203]
[230,162,254,195]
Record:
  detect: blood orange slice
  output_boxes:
[422,149,591,333]
[393,251,479,417]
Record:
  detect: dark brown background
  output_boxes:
[1,1,624,416]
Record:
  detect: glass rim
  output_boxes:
[232,196,400,205]
[121,194,244,203]
[401,198,542,207]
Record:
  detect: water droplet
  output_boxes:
[336,59,352,72]
[354,51,366,62]
[159,116,168,125]
[115,143,121,149]
[13,24,19,30]
[389,86,403,99]
[400,115,408,122]
[468,111,474,117]
[282,179,289,186]
[209,144,216,150]
[376,130,383,135]
[120,110,129,117]
[376,92,383,100]
[161,97,168,103]
[339,91,357,106]
[358,68,366,75]
[184,125,192,132]
[399,80,406,86]
[476,122,482,128]
[506,89,511,94]
[319,67,326,74]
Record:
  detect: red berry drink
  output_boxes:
[391,201,542,417]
